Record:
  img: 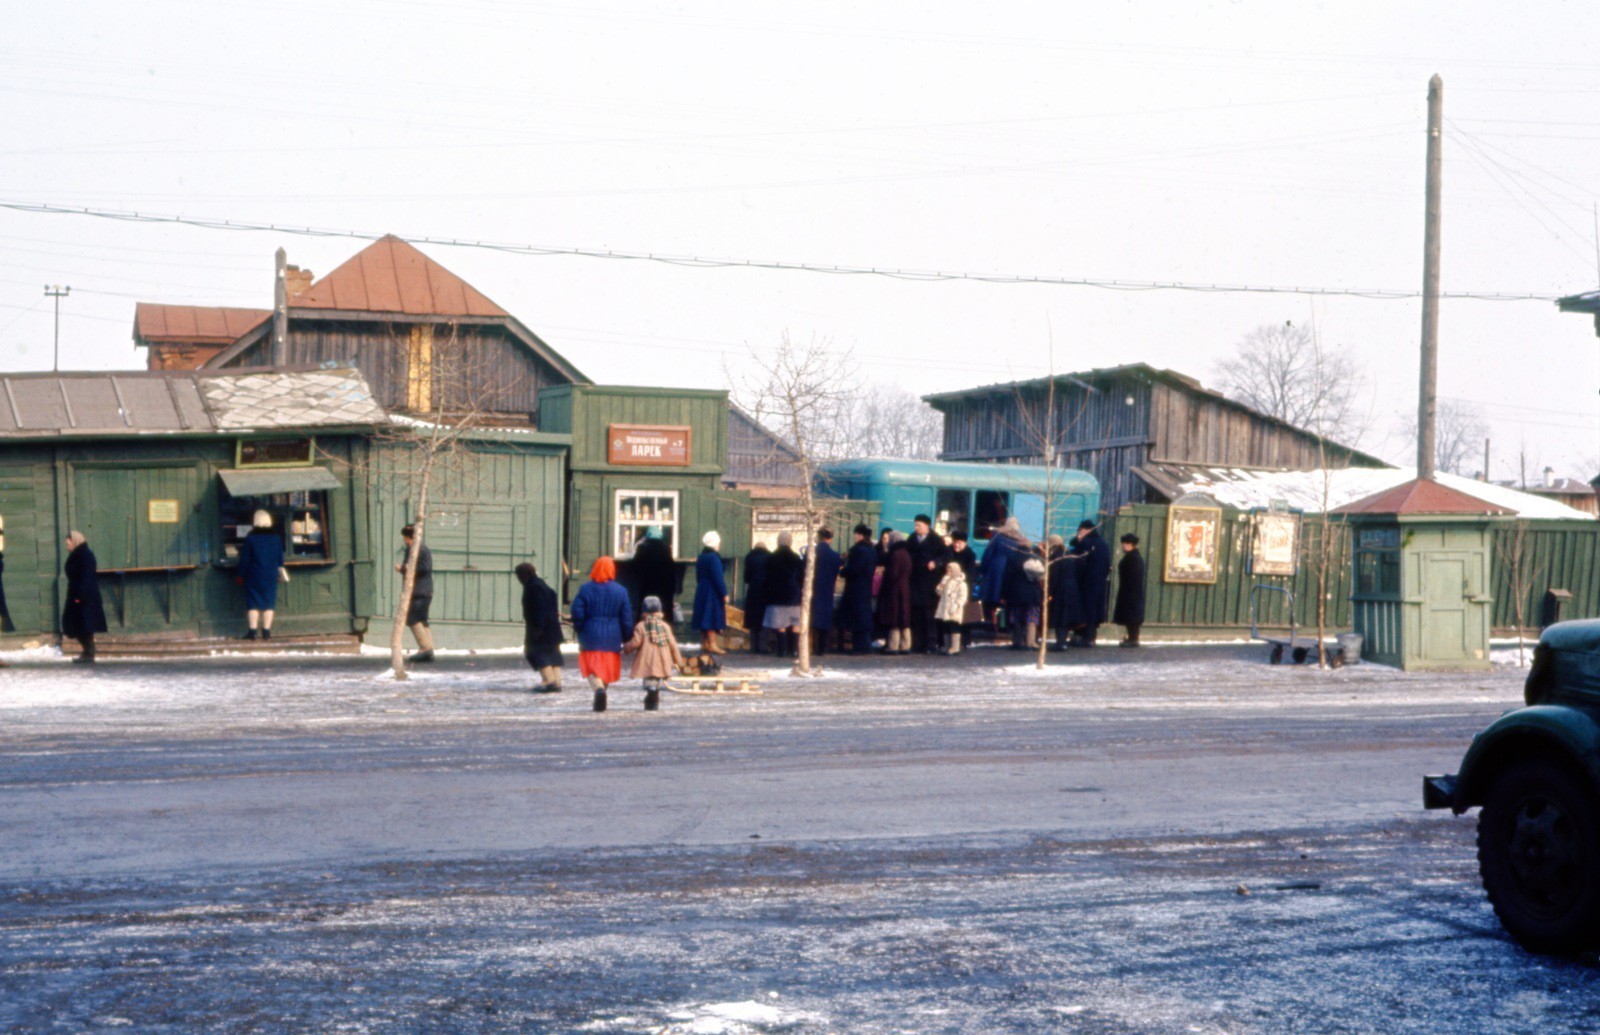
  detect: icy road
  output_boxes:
[1,642,1596,1033]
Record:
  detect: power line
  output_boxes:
[0,200,1563,303]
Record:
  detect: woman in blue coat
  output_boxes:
[61,531,107,664]
[570,556,632,712]
[692,531,729,654]
[977,517,1030,628]
[236,509,285,640]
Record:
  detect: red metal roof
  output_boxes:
[133,303,270,345]
[1334,478,1515,517]
[289,235,510,318]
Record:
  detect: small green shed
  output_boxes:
[538,384,752,605]
[1338,478,1511,671]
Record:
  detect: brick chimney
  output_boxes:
[285,265,314,298]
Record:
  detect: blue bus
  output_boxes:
[816,459,1100,560]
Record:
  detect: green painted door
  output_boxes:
[71,465,206,633]
[1420,552,1484,662]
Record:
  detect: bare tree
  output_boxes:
[838,383,944,460]
[1397,399,1489,476]
[343,322,504,681]
[1497,519,1543,665]
[733,332,859,676]
[1215,321,1368,447]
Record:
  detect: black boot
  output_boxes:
[261,628,271,640]
[644,687,660,711]
[592,687,608,712]
[244,628,258,641]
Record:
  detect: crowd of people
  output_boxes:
[719,514,1147,658]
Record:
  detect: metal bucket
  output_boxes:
[1337,632,1364,665]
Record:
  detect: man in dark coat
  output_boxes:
[0,549,13,633]
[1069,519,1112,647]
[948,531,978,584]
[741,541,771,654]
[61,531,107,664]
[807,528,843,656]
[907,514,950,654]
[629,526,678,623]
[1113,533,1147,648]
[396,525,436,663]
[517,562,564,692]
[839,524,877,654]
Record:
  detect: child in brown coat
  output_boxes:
[623,595,685,711]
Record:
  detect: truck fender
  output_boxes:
[1453,705,1600,813]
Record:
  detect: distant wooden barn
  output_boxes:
[924,364,1390,515]
[134,235,590,422]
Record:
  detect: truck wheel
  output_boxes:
[1478,757,1600,952]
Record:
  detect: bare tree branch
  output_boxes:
[1215,321,1370,448]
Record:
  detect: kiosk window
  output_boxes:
[615,490,680,559]
[222,490,331,564]
[973,490,1011,540]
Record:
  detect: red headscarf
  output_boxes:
[589,556,617,583]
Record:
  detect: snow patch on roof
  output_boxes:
[1170,466,1594,520]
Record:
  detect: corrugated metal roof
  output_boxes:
[1135,463,1590,520]
[133,303,271,345]
[0,367,386,438]
[289,235,510,318]
[1334,478,1515,517]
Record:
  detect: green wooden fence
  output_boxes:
[1103,505,1600,637]
[1104,505,1352,635]
[1490,520,1600,633]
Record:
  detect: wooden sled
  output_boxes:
[664,677,763,695]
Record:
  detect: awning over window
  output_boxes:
[218,466,340,497]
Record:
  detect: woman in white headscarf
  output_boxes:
[61,531,107,664]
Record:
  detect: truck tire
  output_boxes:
[1478,757,1600,952]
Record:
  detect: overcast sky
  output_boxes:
[4,1,1600,479]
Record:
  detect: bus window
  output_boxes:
[973,490,1010,540]
[934,488,970,538]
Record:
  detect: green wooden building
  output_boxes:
[538,384,753,605]
[1338,478,1509,671]
[0,367,386,649]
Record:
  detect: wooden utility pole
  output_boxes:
[272,247,288,367]
[1417,74,1443,480]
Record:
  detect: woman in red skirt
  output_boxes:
[570,556,633,712]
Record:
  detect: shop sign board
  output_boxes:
[147,499,180,524]
[608,424,691,467]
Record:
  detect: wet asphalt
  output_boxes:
[1,642,1596,1033]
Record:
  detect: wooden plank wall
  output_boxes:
[1491,520,1600,632]
[1147,382,1372,469]
[232,321,564,418]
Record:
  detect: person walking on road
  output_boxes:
[623,595,685,712]
[692,531,729,655]
[395,525,436,663]
[571,556,632,712]
[517,562,564,693]
[237,510,285,641]
[61,531,107,664]
[1114,533,1147,648]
